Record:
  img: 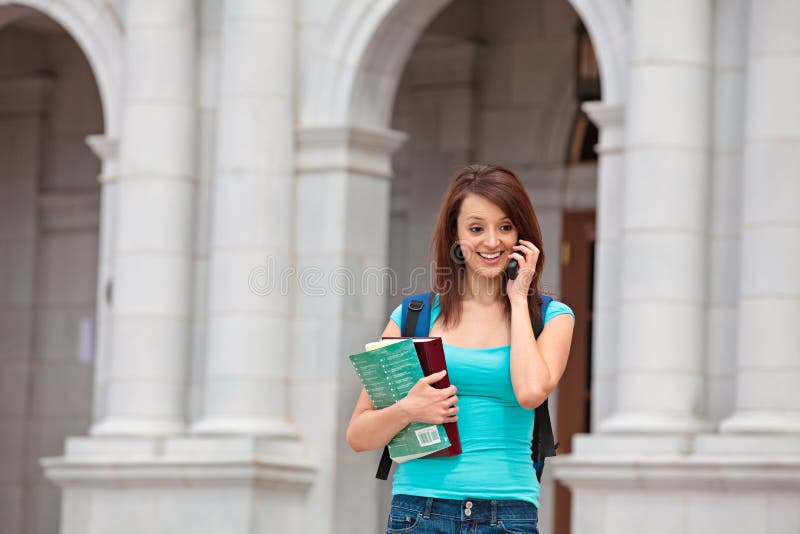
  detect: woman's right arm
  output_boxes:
[345,319,459,452]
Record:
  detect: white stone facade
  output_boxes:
[0,1,796,533]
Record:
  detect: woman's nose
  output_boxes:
[484,231,499,248]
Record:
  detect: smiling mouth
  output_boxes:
[478,252,502,259]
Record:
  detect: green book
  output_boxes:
[349,338,451,462]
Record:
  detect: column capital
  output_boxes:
[85,134,119,183]
[296,125,408,179]
[582,101,625,154]
[582,101,623,128]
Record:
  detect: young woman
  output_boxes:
[346,164,575,534]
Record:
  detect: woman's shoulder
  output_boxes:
[389,302,403,326]
[543,298,574,324]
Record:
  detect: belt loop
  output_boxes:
[490,500,497,525]
[423,498,433,519]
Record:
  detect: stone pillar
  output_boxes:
[294,125,407,534]
[720,0,800,434]
[91,0,196,436]
[581,102,624,430]
[43,5,315,533]
[600,0,713,434]
[192,0,296,435]
[84,135,118,423]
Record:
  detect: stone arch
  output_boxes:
[303,0,628,130]
[0,0,123,136]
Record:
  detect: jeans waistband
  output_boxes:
[391,494,537,523]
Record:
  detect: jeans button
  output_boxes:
[464,509,472,517]
[465,501,473,509]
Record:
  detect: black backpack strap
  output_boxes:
[376,446,392,480]
[533,399,557,460]
[402,298,425,337]
[376,293,433,480]
[531,296,558,481]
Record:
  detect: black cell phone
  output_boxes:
[506,238,523,280]
[506,258,519,280]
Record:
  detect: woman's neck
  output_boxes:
[463,269,505,306]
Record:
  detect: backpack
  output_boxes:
[376,292,559,482]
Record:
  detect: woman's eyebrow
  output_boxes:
[466,215,511,222]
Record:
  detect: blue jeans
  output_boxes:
[386,494,539,534]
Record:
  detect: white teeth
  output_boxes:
[479,252,501,259]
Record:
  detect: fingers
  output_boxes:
[513,240,540,267]
[421,370,447,385]
[512,245,531,262]
[517,239,539,253]
[439,405,459,424]
[445,394,458,406]
[440,385,457,397]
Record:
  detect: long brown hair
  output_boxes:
[431,164,546,329]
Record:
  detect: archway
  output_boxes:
[0,0,121,136]
[296,2,627,532]
[0,6,111,533]
[301,0,626,130]
[383,3,605,534]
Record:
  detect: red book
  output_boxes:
[381,336,462,458]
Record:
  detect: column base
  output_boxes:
[719,410,800,434]
[90,417,186,437]
[598,411,712,434]
[552,433,800,533]
[191,415,299,437]
[42,435,316,534]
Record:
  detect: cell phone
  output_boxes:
[506,238,523,280]
[506,258,519,280]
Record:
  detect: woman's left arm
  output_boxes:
[507,239,575,409]
[509,305,574,409]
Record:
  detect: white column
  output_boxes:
[91,0,196,436]
[293,125,407,534]
[720,0,800,434]
[192,0,296,435]
[581,102,624,430]
[600,0,713,433]
[84,135,118,423]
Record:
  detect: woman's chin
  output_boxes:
[467,264,505,279]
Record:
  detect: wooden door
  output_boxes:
[553,210,595,534]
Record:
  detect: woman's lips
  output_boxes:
[477,252,503,265]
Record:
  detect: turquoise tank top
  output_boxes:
[388,294,574,507]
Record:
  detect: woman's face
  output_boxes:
[455,193,519,278]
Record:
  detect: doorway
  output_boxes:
[554,210,595,534]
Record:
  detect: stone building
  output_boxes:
[0,0,797,533]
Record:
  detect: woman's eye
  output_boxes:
[469,227,482,233]
[500,224,513,232]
